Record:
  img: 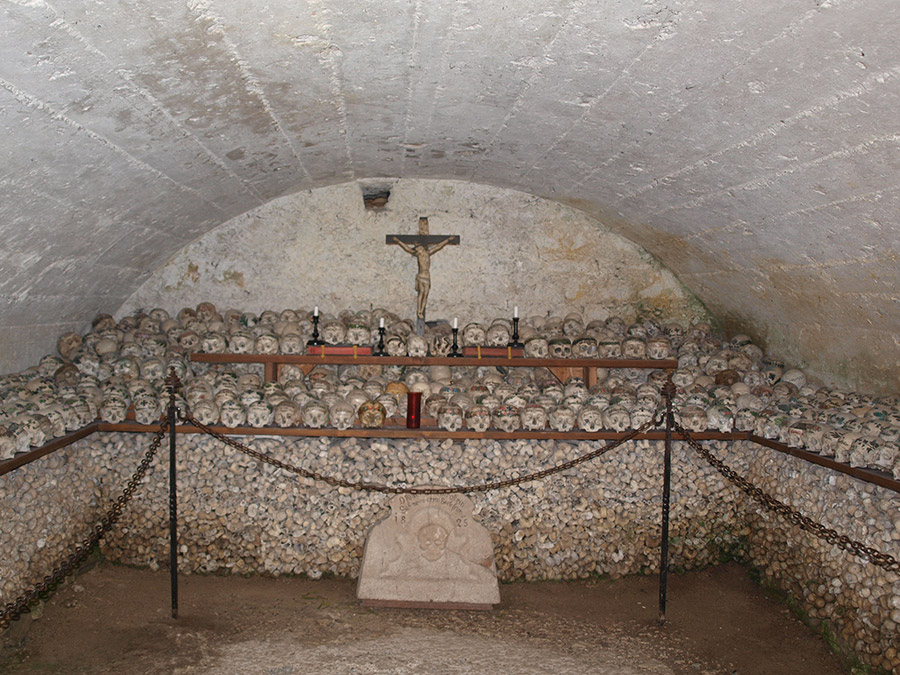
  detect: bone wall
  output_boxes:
[2,432,897,670]
[120,179,709,327]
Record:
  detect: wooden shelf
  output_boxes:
[96,420,742,442]
[189,353,679,385]
[3,422,898,494]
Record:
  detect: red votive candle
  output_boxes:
[406,391,422,429]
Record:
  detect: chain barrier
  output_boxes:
[184,413,660,495]
[675,418,900,573]
[0,417,170,630]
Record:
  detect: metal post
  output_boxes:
[658,372,675,625]
[167,370,179,619]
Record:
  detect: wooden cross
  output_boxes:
[386,217,460,326]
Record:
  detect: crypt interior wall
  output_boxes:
[119,179,710,328]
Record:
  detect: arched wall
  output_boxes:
[120,179,709,327]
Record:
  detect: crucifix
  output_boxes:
[387,217,460,334]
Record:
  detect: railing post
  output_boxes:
[658,371,675,625]
[167,370,179,619]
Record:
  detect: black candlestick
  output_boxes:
[508,316,523,348]
[307,313,324,347]
[449,327,462,357]
[373,325,386,356]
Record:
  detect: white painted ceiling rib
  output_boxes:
[0,0,898,392]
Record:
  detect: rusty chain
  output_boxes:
[0,417,170,630]
[185,413,660,495]
[675,418,900,573]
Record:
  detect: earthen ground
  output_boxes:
[1,562,847,674]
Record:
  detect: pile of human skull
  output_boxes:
[0,304,898,480]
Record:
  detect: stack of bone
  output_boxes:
[2,429,895,671]
[1,300,899,671]
[1,303,898,481]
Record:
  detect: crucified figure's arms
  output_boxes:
[427,237,454,255]
[390,236,416,255]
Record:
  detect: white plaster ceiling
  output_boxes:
[1,0,898,392]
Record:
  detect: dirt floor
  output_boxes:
[1,561,846,674]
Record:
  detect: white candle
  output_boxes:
[379,317,385,328]
[313,306,319,317]
[453,317,458,329]
[514,306,518,318]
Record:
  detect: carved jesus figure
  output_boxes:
[390,218,456,319]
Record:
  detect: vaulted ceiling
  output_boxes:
[1,0,898,393]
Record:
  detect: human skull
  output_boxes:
[572,336,599,359]
[492,404,521,432]
[219,399,247,428]
[678,405,708,433]
[385,335,407,357]
[437,403,464,432]
[646,338,672,360]
[246,400,274,428]
[57,332,83,361]
[524,337,549,359]
[604,405,633,432]
[407,334,428,358]
[384,380,409,401]
[319,320,346,346]
[133,394,162,425]
[621,337,647,360]
[39,406,67,438]
[139,357,165,383]
[780,368,807,389]
[301,400,329,428]
[548,406,576,432]
[345,323,371,346]
[485,323,511,347]
[99,395,129,424]
[254,334,279,355]
[733,409,757,432]
[423,395,444,420]
[0,426,17,460]
[357,399,387,428]
[761,365,783,386]
[577,405,604,432]
[461,323,486,347]
[429,334,452,357]
[706,405,735,433]
[597,340,622,359]
[465,404,491,432]
[200,332,227,353]
[277,333,304,355]
[520,403,548,431]
[329,400,355,430]
[229,331,255,354]
[562,313,585,337]
[376,394,399,418]
[548,337,572,359]
[849,436,879,469]
[630,406,655,429]
[192,399,220,426]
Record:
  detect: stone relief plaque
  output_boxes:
[357,491,500,609]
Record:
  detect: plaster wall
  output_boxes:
[121,179,708,327]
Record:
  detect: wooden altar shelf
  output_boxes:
[189,353,680,387]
